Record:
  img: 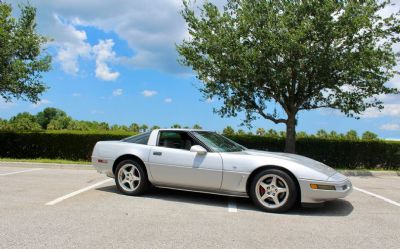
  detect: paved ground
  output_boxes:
[0,165,399,249]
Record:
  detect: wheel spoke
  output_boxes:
[132,175,140,182]
[127,181,134,190]
[259,182,268,191]
[123,169,129,176]
[271,195,280,205]
[277,187,287,194]
[270,176,277,186]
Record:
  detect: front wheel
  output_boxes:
[250,169,298,213]
[115,160,149,195]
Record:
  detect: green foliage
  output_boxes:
[192,124,202,129]
[237,129,246,135]
[222,125,235,136]
[171,124,182,129]
[0,3,51,103]
[47,116,72,130]
[36,107,67,129]
[256,128,266,136]
[8,112,41,131]
[346,130,359,140]
[0,131,398,169]
[362,131,379,141]
[177,0,400,153]
[150,125,161,131]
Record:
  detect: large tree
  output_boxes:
[0,2,51,103]
[177,0,400,153]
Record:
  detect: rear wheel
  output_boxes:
[250,169,298,213]
[115,160,149,195]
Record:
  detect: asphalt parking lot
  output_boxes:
[0,165,399,249]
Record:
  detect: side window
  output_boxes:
[122,132,150,145]
[158,131,197,150]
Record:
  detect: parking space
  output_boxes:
[0,165,399,249]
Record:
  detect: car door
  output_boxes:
[147,131,223,191]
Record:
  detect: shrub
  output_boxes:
[0,131,399,169]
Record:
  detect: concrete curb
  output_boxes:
[0,161,93,170]
[339,170,400,177]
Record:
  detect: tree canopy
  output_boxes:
[177,0,400,152]
[0,3,51,103]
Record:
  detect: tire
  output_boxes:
[249,169,298,213]
[115,159,150,196]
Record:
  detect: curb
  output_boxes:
[339,170,400,177]
[0,161,93,170]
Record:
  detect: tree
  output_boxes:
[296,131,308,139]
[0,118,9,130]
[237,129,246,135]
[193,124,202,129]
[222,126,235,136]
[36,107,67,129]
[178,0,400,153]
[256,128,266,136]
[267,129,279,138]
[316,129,329,139]
[0,3,51,103]
[47,116,72,130]
[129,123,140,133]
[171,124,181,129]
[8,112,41,131]
[362,131,378,140]
[346,130,359,140]
[138,124,147,132]
[150,125,161,131]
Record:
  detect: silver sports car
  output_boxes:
[92,129,352,212]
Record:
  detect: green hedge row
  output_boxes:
[229,135,400,169]
[0,132,399,169]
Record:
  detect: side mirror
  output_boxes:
[190,145,207,155]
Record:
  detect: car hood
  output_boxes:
[236,149,338,177]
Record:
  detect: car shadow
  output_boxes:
[96,185,354,216]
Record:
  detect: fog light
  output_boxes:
[310,184,336,190]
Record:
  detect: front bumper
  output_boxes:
[299,174,353,203]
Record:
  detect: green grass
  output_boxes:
[0,158,91,164]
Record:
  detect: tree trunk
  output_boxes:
[285,114,296,153]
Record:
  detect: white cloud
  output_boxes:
[164,98,172,103]
[363,104,400,118]
[15,0,194,74]
[72,92,81,97]
[31,99,51,109]
[53,14,91,75]
[92,39,120,81]
[141,90,158,97]
[112,88,123,96]
[380,123,400,131]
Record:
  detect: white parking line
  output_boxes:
[0,168,43,176]
[46,178,113,206]
[228,198,237,212]
[354,186,400,208]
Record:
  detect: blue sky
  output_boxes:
[1,0,400,138]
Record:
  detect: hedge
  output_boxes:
[0,131,399,169]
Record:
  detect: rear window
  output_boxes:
[121,132,151,145]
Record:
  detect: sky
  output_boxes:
[1,0,400,138]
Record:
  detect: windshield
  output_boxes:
[192,131,246,152]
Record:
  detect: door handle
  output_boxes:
[153,152,162,156]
